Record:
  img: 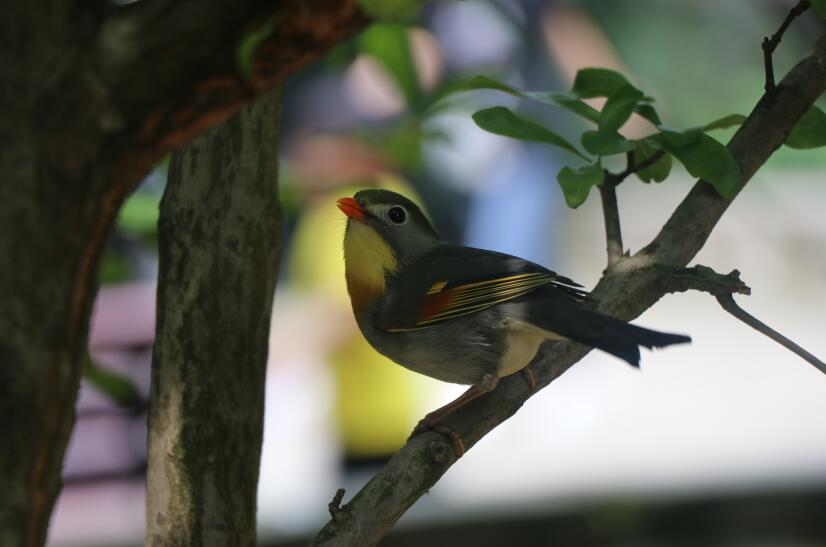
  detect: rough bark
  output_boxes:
[0,2,366,545]
[312,35,826,547]
[147,88,282,546]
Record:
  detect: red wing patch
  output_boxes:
[386,272,556,332]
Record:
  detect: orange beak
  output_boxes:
[337,197,368,222]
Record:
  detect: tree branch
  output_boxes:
[645,35,826,268]
[663,265,826,374]
[762,0,811,92]
[311,34,826,547]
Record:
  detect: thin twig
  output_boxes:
[599,174,624,268]
[665,265,826,375]
[762,0,811,92]
[716,293,826,374]
[600,150,665,268]
[615,149,666,185]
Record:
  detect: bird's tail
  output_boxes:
[524,298,691,367]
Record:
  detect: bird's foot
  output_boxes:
[520,367,537,391]
[410,415,465,458]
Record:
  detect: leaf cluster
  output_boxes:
[450,70,752,208]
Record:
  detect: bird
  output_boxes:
[337,189,690,455]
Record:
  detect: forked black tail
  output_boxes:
[526,292,691,367]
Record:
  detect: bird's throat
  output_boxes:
[343,222,398,315]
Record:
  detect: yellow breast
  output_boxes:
[343,222,398,315]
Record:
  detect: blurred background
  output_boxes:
[49,0,826,545]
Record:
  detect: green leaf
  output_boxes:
[581,130,636,156]
[702,114,746,132]
[357,0,422,20]
[635,140,672,183]
[453,76,602,122]
[83,355,141,407]
[472,107,589,160]
[660,127,702,147]
[359,24,421,110]
[635,103,661,126]
[236,17,277,78]
[548,94,601,124]
[556,164,605,208]
[810,0,826,19]
[572,68,631,98]
[656,133,741,198]
[458,74,523,96]
[785,105,826,149]
[435,75,604,126]
[600,84,644,132]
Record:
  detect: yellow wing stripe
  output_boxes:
[443,276,551,307]
[415,273,553,326]
[384,284,543,332]
[424,282,548,321]
[425,280,449,294]
[423,272,543,295]
[446,274,547,299]
[385,271,582,332]
[417,287,539,325]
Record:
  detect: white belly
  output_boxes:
[496,319,566,377]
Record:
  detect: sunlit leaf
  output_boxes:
[655,133,741,198]
[600,84,644,132]
[581,130,636,156]
[785,105,826,149]
[571,68,631,98]
[635,139,672,183]
[472,107,589,160]
[556,164,604,208]
[359,24,421,110]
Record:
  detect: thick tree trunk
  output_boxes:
[0,2,364,544]
[147,89,282,546]
[0,138,118,547]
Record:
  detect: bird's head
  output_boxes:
[337,189,441,313]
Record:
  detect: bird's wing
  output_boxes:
[377,245,589,332]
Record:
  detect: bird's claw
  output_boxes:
[409,416,465,458]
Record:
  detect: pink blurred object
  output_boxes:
[88,282,156,349]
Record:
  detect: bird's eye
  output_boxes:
[387,206,407,224]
